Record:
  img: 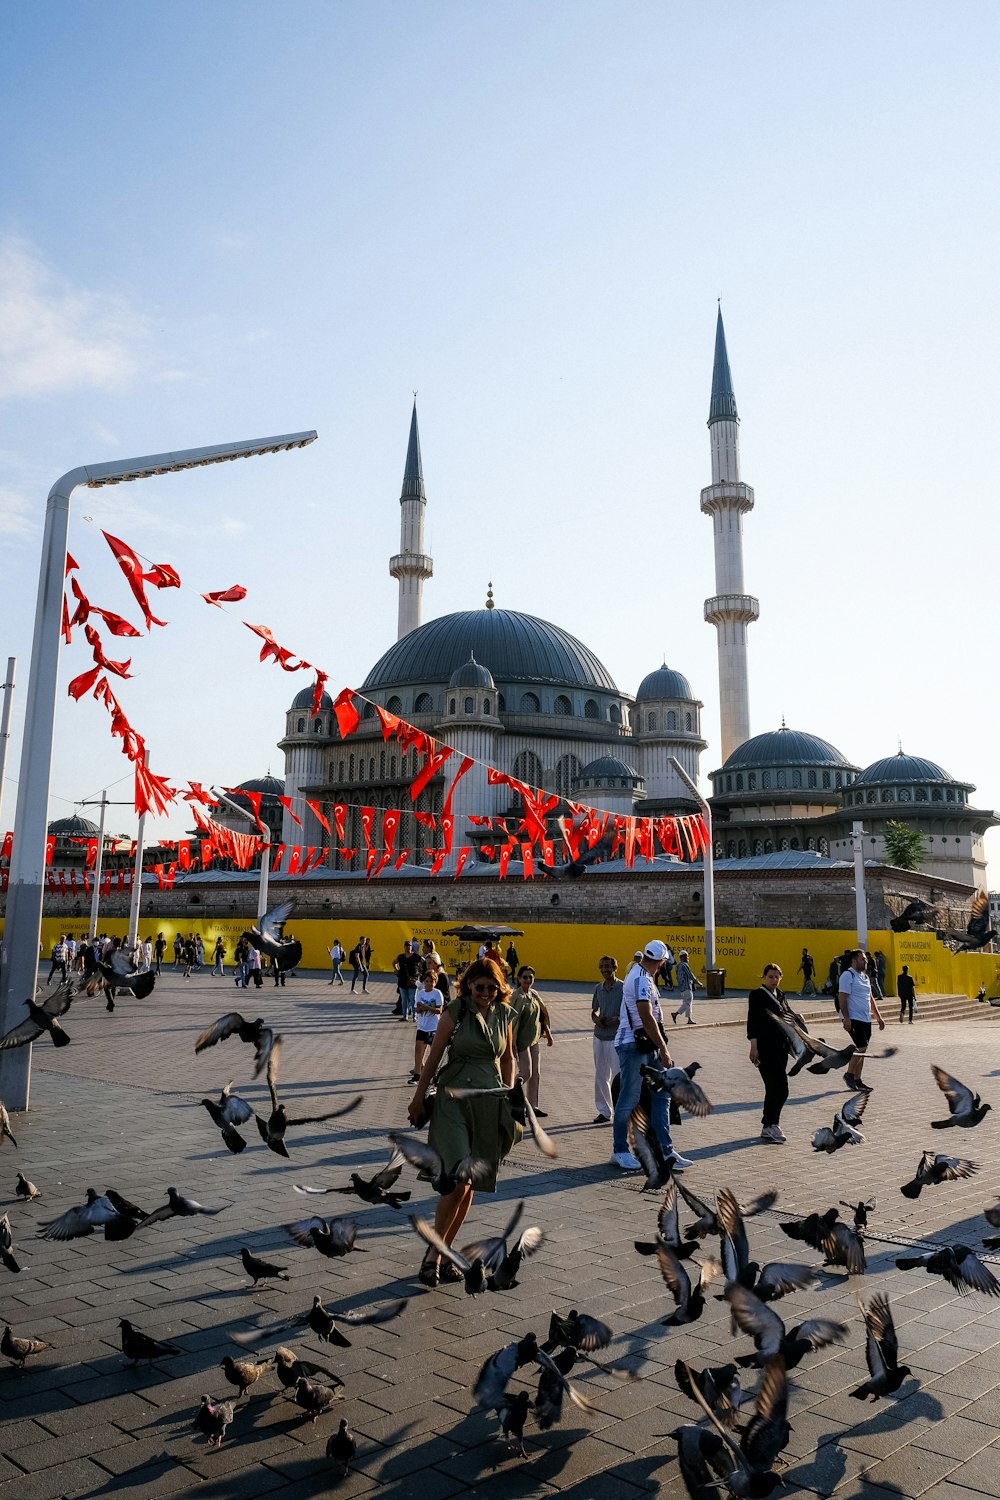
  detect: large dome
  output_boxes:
[290,685,332,711]
[362,608,618,692]
[48,814,99,836]
[723,726,853,771]
[855,752,953,785]
[636,665,693,701]
[233,773,285,797]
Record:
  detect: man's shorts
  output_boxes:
[416,1029,436,1046]
[848,1019,872,1052]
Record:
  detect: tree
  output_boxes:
[883,821,927,871]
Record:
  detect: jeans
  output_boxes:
[48,961,66,983]
[758,1054,789,1128]
[399,986,417,1021]
[351,964,368,993]
[331,962,344,985]
[612,1044,674,1158]
[593,1035,619,1116]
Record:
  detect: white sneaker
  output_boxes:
[666,1151,693,1170]
[769,1124,787,1144]
[612,1151,642,1170]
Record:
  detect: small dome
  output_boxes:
[448,653,495,690]
[48,814,99,836]
[290,685,332,711]
[233,773,285,797]
[723,726,853,771]
[636,665,693,701]
[855,751,954,785]
[578,755,642,783]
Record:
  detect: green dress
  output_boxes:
[429,999,520,1192]
[509,988,543,1054]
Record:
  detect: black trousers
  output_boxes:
[899,995,914,1021]
[758,1054,789,1128]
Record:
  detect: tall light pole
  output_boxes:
[669,757,715,972]
[0,431,316,1110]
[212,789,270,920]
[82,791,109,940]
[851,819,869,948]
[0,657,15,831]
[127,798,147,953]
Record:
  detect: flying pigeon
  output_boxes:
[900,1152,980,1199]
[937,891,997,953]
[896,1244,1000,1296]
[387,1132,491,1196]
[812,1091,869,1153]
[140,1187,227,1226]
[200,1082,255,1153]
[726,1283,848,1371]
[256,1043,361,1155]
[850,1294,912,1400]
[194,1012,279,1077]
[245,900,302,973]
[283,1215,360,1260]
[0,981,75,1049]
[929,1065,992,1129]
[295,1147,408,1206]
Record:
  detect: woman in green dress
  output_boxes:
[407,957,518,1286]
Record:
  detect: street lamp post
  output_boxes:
[852,819,869,948]
[0,431,316,1110]
[669,757,715,972]
[83,792,108,940]
[0,657,15,831]
[212,790,270,921]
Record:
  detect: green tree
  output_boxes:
[883,821,927,870]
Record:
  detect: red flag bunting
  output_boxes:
[373,848,393,878]
[310,671,329,717]
[333,688,360,738]
[202,584,247,607]
[84,623,132,678]
[374,704,400,740]
[394,848,410,871]
[359,806,375,854]
[68,664,102,700]
[498,846,512,879]
[45,835,55,867]
[381,809,400,858]
[0,832,12,862]
[305,799,330,834]
[454,847,471,879]
[102,531,168,630]
[243,621,310,672]
[271,843,285,872]
[65,552,79,574]
[332,803,347,842]
[277,796,302,828]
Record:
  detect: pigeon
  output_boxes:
[634,1179,700,1260]
[119,1318,181,1364]
[812,1091,868,1153]
[785,1022,898,1076]
[386,1132,491,1196]
[986,1200,1000,1229]
[1,1324,48,1368]
[630,1102,676,1191]
[327,1417,357,1474]
[140,1187,228,1225]
[201,1082,255,1154]
[194,1012,279,1078]
[657,1242,720,1325]
[474,1334,540,1412]
[240,1246,289,1287]
[245,900,302,973]
[764,1010,817,1078]
[0,1102,18,1148]
[672,1423,737,1500]
[819,1220,867,1276]
[895,1244,1000,1295]
[639,1063,714,1116]
[464,1213,544,1291]
[533,1346,599,1429]
[296,1147,409,1206]
[444,1078,558,1158]
[900,1152,980,1199]
[42,1188,143,1242]
[726,1283,848,1371]
[104,1189,150,1240]
[14,1172,40,1202]
[840,1197,876,1233]
[409,1203,527,1295]
[674,1359,743,1427]
[294,1374,342,1420]
[889,897,938,933]
[256,1043,362,1155]
[937,891,997,953]
[930,1066,992,1129]
[0,980,75,1049]
[274,1346,344,1395]
[239,1292,407,1348]
[715,1188,819,1301]
[0,1213,21,1273]
[850,1294,912,1400]
[681,1353,791,1498]
[667,1062,705,1125]
[221,1353,275,1400]
[677,1181,777,1240]
[542,1307,613,1356]
[94,948,156,1001]
[779,1207,840,1253]
[284,1216,360,1259]
[193,1393,234,1448]
[556,828,616,878]
[498,1389,531,1456]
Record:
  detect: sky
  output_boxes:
[1,1,998,869]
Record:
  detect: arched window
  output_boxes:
[790,838,800,850]
[762,771,771,789]
[748,772,757,790]
[736,774,744,791]
[822,771,830,789]
[554,694,572,716]
[520,692,540,713]
[362,700,376,719]
[881,789,893,802]
[368,757,376,780]
[338,759,345,781]
[483,698,491,714]
[715,841,724,858]
[835,772,843,788]
[727,840,737,858]
[792,770,802,789]
[738,839,748,857]
[946,788,954,802]
[776,770,786,789]
[896,787,910,802]
[807,770,817,789]
[464,697,474,713]
[296,717,305,732]
[685,712,692,731]
[449,698,456,714]
[931,787,943,802]
[779,837,789,851]
[386,696,402,714]
[915,787,927,801]
[807,836,816,850]
[390,754,397,777]
[380,751,386,778]
[314,719,323,732]
[647,712,656,732]
[866,789,877,803]
[764,839,774,854]
[726,776,733,792]
[609,704,621,724]
[753,839,763,855]
[414,692,433,713]
[512,749,544,787]
[497,692,506,711]
[819,838,829,856]
[555,754,581,797]
[667,710,677,731]
[348,754,355,780]
[585,699,599,720]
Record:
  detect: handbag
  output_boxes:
[632,1027,657,1054]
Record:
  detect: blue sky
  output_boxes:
[1,2,998,869]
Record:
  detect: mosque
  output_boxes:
[240,312,992,889]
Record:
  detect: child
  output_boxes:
[410,970,444,1084]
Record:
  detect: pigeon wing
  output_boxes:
[725,1283,784,1356]
[387,1133,443,1177]
[0,1016,42,1049]
[259,900,295,945]
[571,1313,613,1352]
[656,1242,692,1311]
[756,1262,819,1299]
[841,1092,869,1128]
[39,980,76,1019]
[938,1156,980,1181]
[409,1214,471,1273]
[931,1065,976,1119]
[195,1013,248,1053]
[716,1188,751,1279]
[522,1094,558,1158]
[288,1095,363,1128]
[794,1317,849,1351]
[957,1250,1000,1296]
[341,1297,407,1325]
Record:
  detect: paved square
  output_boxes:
[2,965,1000,1497]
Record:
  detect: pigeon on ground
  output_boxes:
[119,1318,181,1364]
[0,981,75,1049]
[194,1013,278,1078]
[14,1172,40,1202]
[444,1078,558,1158]
[463,1211,544,1291]
[256,1043,362,1156]
[671,1422,737,1500]
[0,1102,18,1148]
[42,1188,142,1242]
[1,1324,48,1368]
[141,1187,228,1226]
[681,1353,790,1498]
[726,1283,848,1371]
[201,1082,255,1154]
[296,1147,409,1206]
[542,1307,613,1356]
[937,891,997,953]
[294,1374,342,1421]
[242,1292,407,1348]
[245,900,302,973]
[473,1334,540,1413]
[895,1245,1000,1296]
[657,1243,720,1325]
[850,1294,912,1400]
[284,1216,360,1259]
[634,1180,700,1260]
[639,1063,713,1117]
[274,1346,344,1395]
[386,1132,491,1196]
[900,1152,980,1199]
[840,1198,876,1234]
[327,1417,357,1473]
[240,1246,289,1287]
[533,1346,599,1430]
[674,1359,743,1427]
[0,1213,21,1273]
[498,1390,531,1456]
[409,1203,527,1295]
[221,1353,274,1399]
[193,1393,235,1448]
[812,1092,868,1153]
[930,1066,992,1129]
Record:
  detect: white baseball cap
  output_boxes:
[643,939,669,961]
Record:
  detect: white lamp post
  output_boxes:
[852,819,869,948]
[212,789,270,921]
[0,431,316,1109]
[669,757,715,972]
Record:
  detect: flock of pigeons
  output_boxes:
[0,904,999,1491]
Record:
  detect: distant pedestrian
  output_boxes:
[865,951,882,1000]
[874,950,887,999]
[660,946,675,990]
[173,933,183,966]
[183,938,197,980]
[362,937,372,971]
[671,950,702,1026]
[747,962,794,1145]
[897,965,916,1024]
[505,941,519,973]
[510,966,553,1116]
[798,948,817,996]
[141,937,153,973]
[350,938,369,994]
[591,955,622,1124]
[212,938,226,977]
[394,940,421,1022]
[271,955,285,987]
[154,933,166,974]
[48,936,68,983]
[194,934,205,972]
[328,938,345,985]
[247,947,263,988]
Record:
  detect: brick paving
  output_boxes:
[1,963,999,1497]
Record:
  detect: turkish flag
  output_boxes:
[498,846,511,879]
[45,835,55,866]
[287,846,302,875]
[333,689,360,738]
[521,844,535,879]
[374,704,400,740]
[332,804,347,842]
[176,840,191,871]
[373,848,393,878]
[102,531,168,630]
[58,871,67,894]
[0,832,12,862]
[366,847,377,879]
[310,671,329,717]
[360,807,375,854]
[426,849,447,877]
[278,796,302,828]
[394,848,410,871]
[154,864,166,891]
[271,843,286,872]
[65,551,79,574]
[62,594,72,644]
[68,665,102,700]
[202,584,247,607]
[100,871,111,895]
[454,847,471,879]
[305,799,330,834]
[381,809,400,857]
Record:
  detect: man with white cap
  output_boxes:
[610,938,692,1172]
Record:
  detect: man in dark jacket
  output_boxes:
[897,965,916,1024]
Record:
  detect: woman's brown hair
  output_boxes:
[457,957,511,1006]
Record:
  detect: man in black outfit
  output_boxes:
[897,964,916,1024]
[746,962,792,1145]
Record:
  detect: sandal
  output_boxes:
[438,1260,463,1283]
[418,1252,440,1288]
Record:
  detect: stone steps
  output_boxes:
[798,993,1000,1025]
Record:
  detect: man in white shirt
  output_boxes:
[610,938,692,1173]
[838,948,885,1093]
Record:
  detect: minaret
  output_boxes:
[701,308,759,762]
[389,399,433,638]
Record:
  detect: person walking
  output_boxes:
[747,962,795,1144]
[328,939,345,985]
[660,946,676,991]
[671,950,702,1026]
[183,937,197,980]
[409,969,444,1084]
[194,934,205,972]
[798,948,817,996]
[394,940,421,1022]
[407,958,520,1287]
[142,937,153,974]
[271,954,286,987]
[173,933,183,967]
[897,965,916,1024]
[839,948,886,1092]
[591,955,622,1124]
[505,941,520,974]
[510,966,552,1116]
[247,946,263,989]
[153,932,166,974]
[611,939,691,1172]
[349,937,369,994]
[48,935,68,984]
[212,938,226,977]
